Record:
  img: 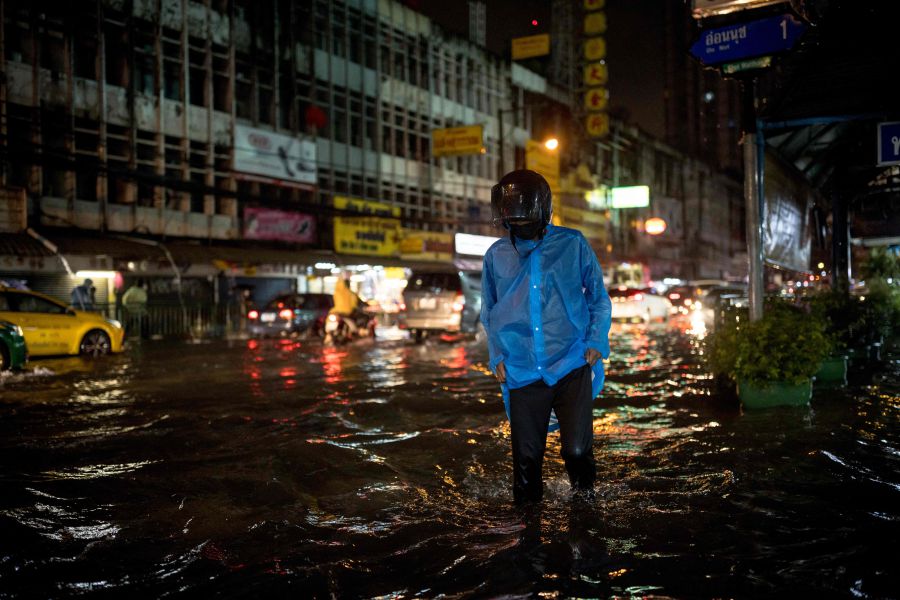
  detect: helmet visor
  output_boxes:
[491,182,543,224]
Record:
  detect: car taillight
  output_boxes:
[327,314,338,323]
[669,293,681,300]
[278,308,293,320]
[452,293,465,312]
[634,293,643,301]
[399,302,407,311]
[248,310,259,320]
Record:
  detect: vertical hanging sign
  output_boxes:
[583,1,609,139]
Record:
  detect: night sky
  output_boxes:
[414,0,668,138]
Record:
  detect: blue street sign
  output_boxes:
[877,122,900,166]
[690,13,806,66]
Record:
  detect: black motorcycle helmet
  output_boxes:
[491,170,552,236]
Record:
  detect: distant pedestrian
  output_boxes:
[122,279,149,339]
[71,279,94,311]
[481,170,612,505]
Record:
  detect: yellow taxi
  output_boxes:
[0,287,125,357]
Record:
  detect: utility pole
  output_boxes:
[741,77,764,321]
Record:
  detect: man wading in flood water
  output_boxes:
[481,170,612,504]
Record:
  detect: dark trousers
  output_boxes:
[509,364,596,504]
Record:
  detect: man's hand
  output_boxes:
[584,348,603,366]
[494,361,507,383]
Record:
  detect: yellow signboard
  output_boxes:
[525,140,560,196]
[583,61,609,86]
[431,125,484,158]
[584,36,607,60]
[586,113,610,138]
[584,87,608,111]
[400,229,454,262]
[584,11,608,34]
[511,33,551,60]
[584,0,606,9]
[333,196,401,257]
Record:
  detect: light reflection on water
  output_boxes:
[0,324,898,597]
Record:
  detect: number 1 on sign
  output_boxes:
[780,18,787,39]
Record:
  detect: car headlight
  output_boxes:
[13,324,24,337]
[106,319,122,329]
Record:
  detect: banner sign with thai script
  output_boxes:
[431,125,484,158]
[234,124,317,185]
[243,207,316,243]
[400,229,454,262]
[333,196,401,257]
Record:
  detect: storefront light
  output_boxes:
[75,270,117,279]
[315,262,336,270]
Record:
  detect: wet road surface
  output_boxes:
[1,324,899,598]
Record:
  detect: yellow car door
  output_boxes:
[12,292,79,356]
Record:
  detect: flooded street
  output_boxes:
[1,324,898,598]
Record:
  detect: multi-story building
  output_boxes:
[0,0,745,337]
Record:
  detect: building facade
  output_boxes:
[1,0,746,337]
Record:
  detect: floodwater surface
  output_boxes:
[1,324,898,598]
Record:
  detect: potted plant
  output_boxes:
[706,301,832,409]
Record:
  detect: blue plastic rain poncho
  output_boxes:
[481,225,612,431]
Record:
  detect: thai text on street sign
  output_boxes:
[431,125,484,158]
[877,122,900,166]
[689,13,806,66]
[722,55,773,74]
[511,34,551,60]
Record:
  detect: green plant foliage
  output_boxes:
[705,300,832,385]
[860,247,900,281]
[807,280,900,349]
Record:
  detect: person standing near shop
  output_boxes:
[481,169,612,504]
[71,278,94,311]
[122,279,149,339]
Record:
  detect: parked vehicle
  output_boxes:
[0,319,28,370]
[610,287,671,323]
[0,287,125,357]
[695,285,748,326]
[665,285,702,315]
[248,293,334,338]
[399,270,482,342]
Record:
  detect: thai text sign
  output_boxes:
[431,125,484,158]
[689,13,806,66]
[400,229,454,262]
[243,207,316,243]
[583,62,608,86]
[333,196,401,257]
[234,124,316,185]
[511,34,551,60]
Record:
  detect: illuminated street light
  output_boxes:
[543,137,559,151]
[645,217,667,235]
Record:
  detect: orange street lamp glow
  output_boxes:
[544,137,559,151]
[645,217,667,235]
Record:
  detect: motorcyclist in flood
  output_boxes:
[481,170,612,504]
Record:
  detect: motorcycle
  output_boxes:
[324,306,377,344]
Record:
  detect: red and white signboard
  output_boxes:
[243,207,316,244]
[234,124,317,186]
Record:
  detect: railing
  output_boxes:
[97,303,238,339]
